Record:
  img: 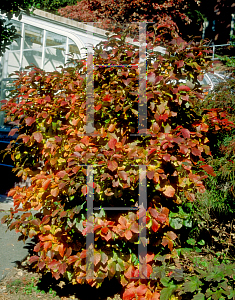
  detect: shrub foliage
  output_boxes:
[1,25,234,299]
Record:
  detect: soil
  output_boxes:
[0,258,123,300]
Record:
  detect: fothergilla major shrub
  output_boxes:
[1,24,234,299]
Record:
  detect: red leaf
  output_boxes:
[59,262,67,274]
[101,252,108,265]
[9,128,18,136]
[191,147,201,156]
[181,128,190,139]
[45,95,51,102]
[52,271,60,280]
[65,247,72,258]
[124,265,135,279]
[162,237,174,251]
[94,252,101,266]
[29,256,39,264]
[34,242,41,252]
[163,186,175,198]
[175,60,184,68]
[118,170,128,181]
[147,171,154,179]
[122,78,132,86]
[130,222,139,233]
[56,170,67,178]
[147,72,156,84]
[60,211,67,218]
[152,219,160,232]
[48,260,58,269]
[108,160,118,172]
[95,104,102,111]
[67,255,79,264]
[201,164,216,176]
[163,154,171,161]
[21,135,30,143]
[42,179,51,190]
[123,286,135,300]
[33,132,43,143]
[136,284,148,296]
[38,261,45,270]
[118,216,127,227]
[25,117,35,126]
[178,85,191,92]
[71,118,79,126]
[81,185,87,195]
[80,136,90,146]
[108,138,117,149]
[103,94,112,102]
[125,230,132,240]
[179,144,188,154]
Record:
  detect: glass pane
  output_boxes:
[46,31,66,48]
[24,24,43,50]
[22,50,42,69]
[7,51,20,75]
[44,47,65,71]
[68,38,81,60]
[8,20,21,51]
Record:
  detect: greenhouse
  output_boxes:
[0,9,109,102]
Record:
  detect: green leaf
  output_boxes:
[186,238,196,245]
[182,276,202,293]
[170,217,183,229]
[160,285,177,300]
[183,218,192,227]
[193,293,205,300]
[198,239,205,246]
[160,277,171,287]
[66,271,73,281]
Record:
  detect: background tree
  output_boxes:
[58,0,203,39]
[0,0,36,56]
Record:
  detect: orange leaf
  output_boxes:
[163,185,175,197]
[42,179,51,190]
[58,244,64,257]
[44,241,52,251]
[51,187,59,197]
[108,160,118,172]
[108,123,116,132]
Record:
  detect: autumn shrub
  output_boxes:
[193,76,235,221]
[1,25,234,299]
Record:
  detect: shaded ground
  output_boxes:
[0,262,123,300]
